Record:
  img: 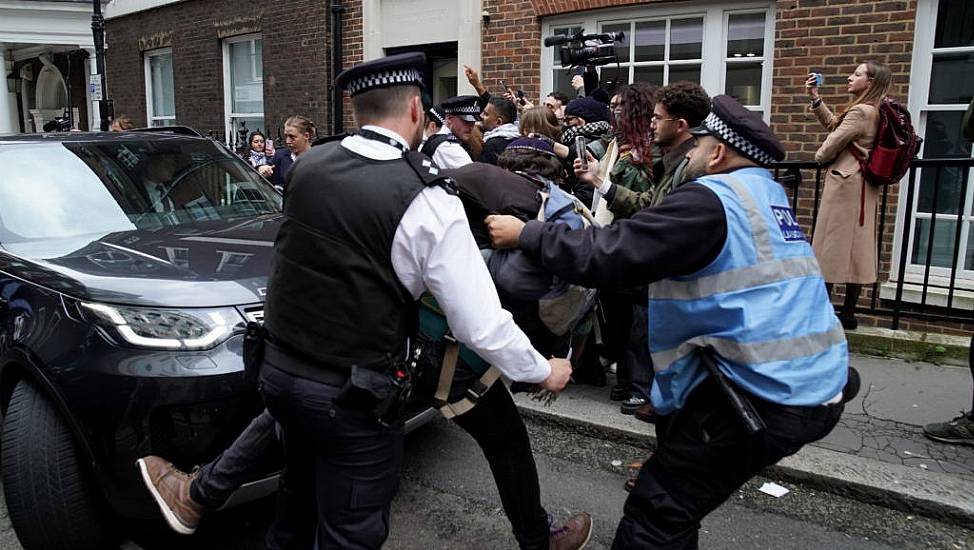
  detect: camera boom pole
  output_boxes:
[91,0,110,130]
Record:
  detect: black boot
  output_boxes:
[838,284,861,330]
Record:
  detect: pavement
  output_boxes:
[513,352,974,530]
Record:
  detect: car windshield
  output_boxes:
[0,137,282,244]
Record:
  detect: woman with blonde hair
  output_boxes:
[806,61,892,329]
[262,115,315,191]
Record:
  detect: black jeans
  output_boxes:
[624,303,654,400]
[261,362,404,550]
[611,376,843,550]
[452,382,551,550]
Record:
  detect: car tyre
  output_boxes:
[1,379,114,550]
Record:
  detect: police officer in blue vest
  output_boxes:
[487,95,849,549]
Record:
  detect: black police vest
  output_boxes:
[264,141,448,369]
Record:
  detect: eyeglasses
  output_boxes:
[651,115,681,123]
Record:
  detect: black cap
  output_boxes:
[689,95,785,165]
[427,105,445,127]
[441,95,482,122]
[336,52,426,97]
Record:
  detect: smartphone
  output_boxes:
[813,72,824,87]
[499,79,507,91]
[575,136,588,171]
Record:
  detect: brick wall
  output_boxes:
[106,0,332,142]
[338,0,363,131]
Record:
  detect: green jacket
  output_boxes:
[608,138,694,219]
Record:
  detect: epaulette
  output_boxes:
[311,133,348,147]
[404,151,458,195]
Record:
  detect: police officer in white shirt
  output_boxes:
[259,53,572,549]
[420,94,480,169]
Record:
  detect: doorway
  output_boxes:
[386,42,458,105]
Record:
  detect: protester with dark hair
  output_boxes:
[806,61,893,329]
[480,97,521,165]
[587,82,711,218]
[488,95,848,548]
[243,130,272,169]
[544,91,571,123]
[261,115,315,191]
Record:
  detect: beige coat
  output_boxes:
[811,102,880,284]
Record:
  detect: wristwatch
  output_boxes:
[811,98,823,109]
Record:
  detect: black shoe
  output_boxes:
[620,395,648,415]
[838,314,858,330]
[842,366,861,403]
[609,384,629,401]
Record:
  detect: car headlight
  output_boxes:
[81,302,243,350]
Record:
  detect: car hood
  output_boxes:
[0,216,281,307]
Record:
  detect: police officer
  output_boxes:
[421,94,480,168]
[487,95,849,549]
[261,53,572,549]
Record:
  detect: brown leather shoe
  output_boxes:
[634,403,658,424]
[136,456,203,535]
[550,511,593,550]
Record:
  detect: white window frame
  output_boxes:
[222,33,264,147]
[884,0,974,306]
[540,1,774,121]
[144,47,176,127]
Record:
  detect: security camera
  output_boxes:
[482,9,491,25]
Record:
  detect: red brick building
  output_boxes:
[105,0,972,332]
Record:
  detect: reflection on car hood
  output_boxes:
[0,216,281,307]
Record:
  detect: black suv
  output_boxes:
[0,131,436,549]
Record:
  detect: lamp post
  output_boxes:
[91,0,111,130]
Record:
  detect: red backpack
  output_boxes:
[848,96,922,187]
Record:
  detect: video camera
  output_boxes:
[543,31,625,68]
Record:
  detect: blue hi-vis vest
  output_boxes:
[647,168,848,415]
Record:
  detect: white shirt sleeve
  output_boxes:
[432,141,473,170]
[597,176,613,195]
[391,186,551,384]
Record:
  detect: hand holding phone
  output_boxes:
[575,136,588,171]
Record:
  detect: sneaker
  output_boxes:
[136,456,204,535]
[550,512,593,550]
[609,384,629,401]
[634,403,659,424]
[923,413,974,446]
[620,395,648,415]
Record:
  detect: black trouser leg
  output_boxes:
[191,408,279,510]
[841,283,861,317]
[611,378,843,550]
[261,363,403,550]
[453,383,550,550]
[626,304,653,400]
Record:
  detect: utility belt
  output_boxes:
[243,322,421,428]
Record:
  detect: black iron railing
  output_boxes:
[769,157,974,330]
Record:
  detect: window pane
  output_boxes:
[149,53,175,118]
[725,62,762,105]
[151,118,177,127]
[916,111,972,216]
[633,66,664,86]
[601,66,629,87]
[965,229,974,270]
[601,23,631,63]
[229,39,263,115]
[928,53,974,104]
[230,116,265,148]
[551,26,583,65]
[633,20,665,62]
[553,69,577,97]
[668,64,700,85]
[912,218,959,268]
[670,18,703,60]
[935,0,974,48]
[727,12,766,58]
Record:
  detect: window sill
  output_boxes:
[878,280,974,309]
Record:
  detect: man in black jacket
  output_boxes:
[480,97,521,165]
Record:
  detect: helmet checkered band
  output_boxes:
[703,112,775,166]
[346,68,422,95]
[428,109,445,126]
[445,104,481,116]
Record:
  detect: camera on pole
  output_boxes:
[543,31,625,68]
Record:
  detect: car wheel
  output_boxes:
[1,379,114,550]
